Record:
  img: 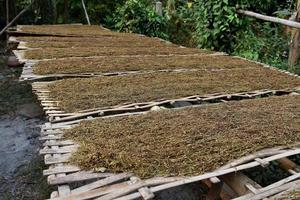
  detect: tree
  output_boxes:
[35,0,56,24]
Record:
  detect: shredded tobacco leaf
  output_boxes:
[33,55,262,75]
[18,36,176,49]
[17,24,138,37]
[48,68,300,112]
[65,96,300,178]
[23,46,211,60]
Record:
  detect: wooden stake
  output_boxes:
[155,1,163,16]
[207,178,224,200]
[288,0,300,67]
[277,158,300,173]
[220,172,262,196]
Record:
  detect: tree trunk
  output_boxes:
[37,0,56,24]
[6,0,9,25]
[288,0,300,68]
[64,0,69,24]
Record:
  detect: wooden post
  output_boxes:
[288,0,300,68]
[220,172,262,196]
[63,0,69,24]
[6,0,9,25]
[206,177,224,200]
[277,158,300,173]
[155,1,163,16]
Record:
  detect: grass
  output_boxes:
[65,96,300,178]
[17,36,176,49]
[23,46,210,60]
[48,68,300,112]
[33,55,263,75]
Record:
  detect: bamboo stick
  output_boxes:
[237,9,300,29]
[81,0,91,25]
[0,1,34,36]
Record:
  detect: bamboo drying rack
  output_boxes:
[40,120,300,200]
[8,25,300,199]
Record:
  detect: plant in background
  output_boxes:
[233,22,289,70]
[192,0,294,52]
[34,0,56,24]
[193,0,243,51]
[107,0,168,39]
[86,0,125,24]
[167,1,196,47]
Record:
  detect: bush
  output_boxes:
[193,0,243,51]
[106,0,168,39]
[192,0,294,52]
[167,1,197,47]
[233,22,289,70]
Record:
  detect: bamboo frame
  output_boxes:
[18,56,299,82]
[8,25,300,199]
[40,120,300,200]
[31,82,299,124]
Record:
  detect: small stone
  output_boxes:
[7,56,22,67]
[150,106,166,111]
[95,167,106,172]
[150,106,161,111]
[17,103,43,118]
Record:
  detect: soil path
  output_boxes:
[0,48,50,199]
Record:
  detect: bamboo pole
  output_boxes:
[237,9,300,29]
[0,2,34,36]
[81,0,91,25]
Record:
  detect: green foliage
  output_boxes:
[193,0,242,51]
[193,0,294,51]
[167,2,196,47]
[34,0,56,24]
[233,22,289,70]
[107,0,168,39]
[86,0,125,24]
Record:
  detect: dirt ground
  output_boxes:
[0,48,50,199]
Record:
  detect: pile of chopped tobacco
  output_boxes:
[17,25,136,37]
[48,68,300,112]
[19,36,176,49]
[64,96,300,178]
[24,46,211,60]
[33,55,262,75]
